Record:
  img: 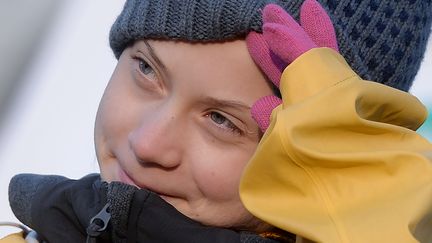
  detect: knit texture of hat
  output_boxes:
[109,0,432,91]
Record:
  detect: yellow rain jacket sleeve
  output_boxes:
[240,48,432,243]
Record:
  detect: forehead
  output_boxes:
[140,39,272,105]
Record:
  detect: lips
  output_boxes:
[118,167,140,188]
[117,167,175,199]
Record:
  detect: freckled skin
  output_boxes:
[94,39,273,230]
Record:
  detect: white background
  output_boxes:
[0,1,125,236]
[0,0,431,237]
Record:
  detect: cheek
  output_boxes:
[94,86,127,177]
[96,83,131,146]
[95,62,142,172]
[96,57,143,147]
[192,144,257,201]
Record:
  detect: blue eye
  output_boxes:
[210,112,225,124]
[138,59,154,75]
[209,112,242,135]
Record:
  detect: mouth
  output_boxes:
[117,167,140,188]
[117,167,176,200]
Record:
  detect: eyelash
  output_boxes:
[206,111,243,136]
[132,52,244,137]
[132,55,158,82]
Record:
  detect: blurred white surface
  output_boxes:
[0,0,125,236]
[0,0,431,238]
[0,0,60,113]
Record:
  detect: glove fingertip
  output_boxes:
[300,0,339,51]
[263,4,300,30]
[246,31,283,87]
[246,31,267,56]
[301,0,320,10]
[246,31,262,44]
[262,4,287,22]
[252,96,282,132]
[264,23,316,63]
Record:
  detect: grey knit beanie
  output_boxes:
[109,0,432,91]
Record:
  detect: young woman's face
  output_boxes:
[95,39,273,229]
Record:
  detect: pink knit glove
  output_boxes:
[247,0,339,131]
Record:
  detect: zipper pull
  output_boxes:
[86,203,111,241]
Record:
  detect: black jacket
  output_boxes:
[9,174,292,243]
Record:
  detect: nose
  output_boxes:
[128,105,184,169]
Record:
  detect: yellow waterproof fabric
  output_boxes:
[0,232,25,243]
[240,48,432,243]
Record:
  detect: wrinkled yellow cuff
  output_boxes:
[280,48,357,106]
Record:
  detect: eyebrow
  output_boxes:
[201,96,251,112]
[140,42,251,113]
[142,40,168,74]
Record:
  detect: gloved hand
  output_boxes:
[240,1,432,242]
[9,173,277,243]
[247,0,338,131]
